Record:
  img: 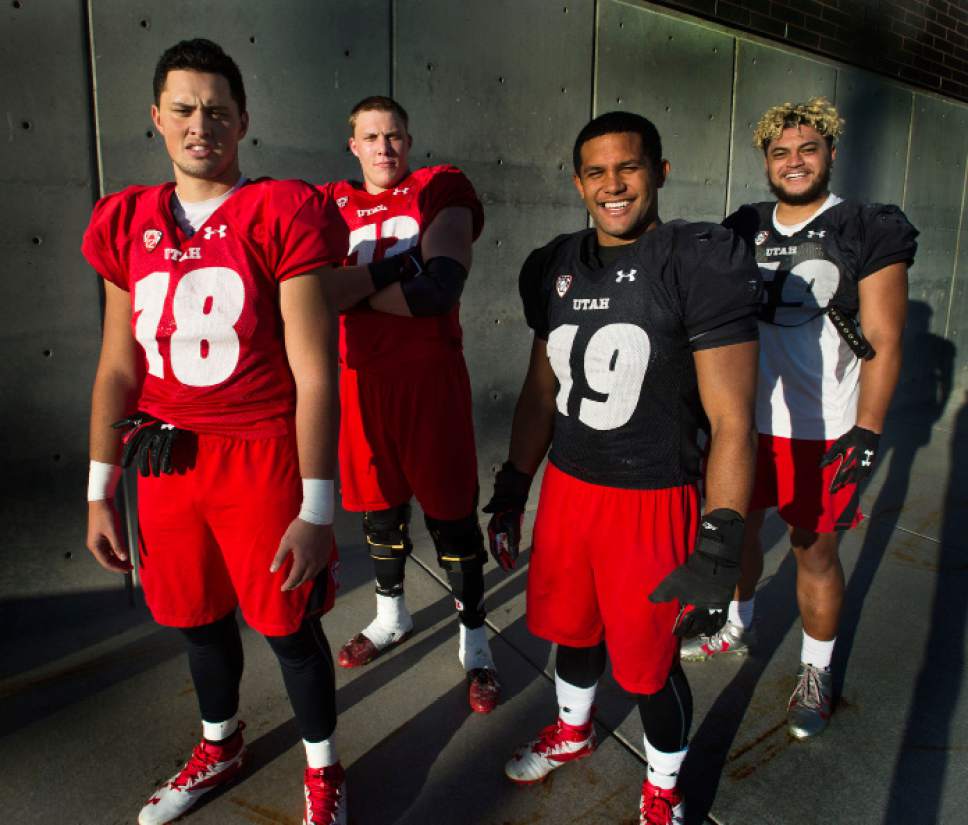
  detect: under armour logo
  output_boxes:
[393,187,410,195]
[861,449,874,467]
[203,224,227,240]
[806,230,826,239]
[616,268,637,283]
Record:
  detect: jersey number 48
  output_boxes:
[134,267,245,387]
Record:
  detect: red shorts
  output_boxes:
[338,353,478,519]
[137,428,338,636]
[750,434,863,533]
[527,462,700,694]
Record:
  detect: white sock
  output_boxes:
[304,737,339,769]
[202,715,239,742]
[459,622,495,671]
[362,593,413,648]
[728,597,755,630]
[644,736,687,791]
[555,673,596,727]
[801,631,835,669]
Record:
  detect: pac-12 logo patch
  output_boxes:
[143,229,163,251]
[336,196,348,208]
[754,230,769,246]
[555,273,573,298]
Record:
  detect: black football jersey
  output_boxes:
[519,221,761,489]
[724,200,918,326]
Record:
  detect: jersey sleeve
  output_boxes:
[273,183,347,282]
[675,224,762,350]
[858,204,918,278]
[419,165,485,241]
[81,193,129,289]
[722,204,765,248]
[518,242,558,340]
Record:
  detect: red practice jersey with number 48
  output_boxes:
[319,164,484,370]
[82,178,341,437]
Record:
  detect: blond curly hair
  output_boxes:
[752,96,844,151]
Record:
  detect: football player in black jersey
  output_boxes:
[483,112,760,825]
[682,98,917,741]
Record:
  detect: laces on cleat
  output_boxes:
[304,763,346,825]
[640,779,684,825]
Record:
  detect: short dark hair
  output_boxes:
[153,39,246,114]
[348,95,410,133]
[572,111,662,175]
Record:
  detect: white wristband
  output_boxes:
[298,479,334,525]
[88,460,122,502]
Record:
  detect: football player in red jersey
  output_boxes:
[318,96,500,714]
[685,98,916,741]
[484,112,761,824]
[80,39,384,825]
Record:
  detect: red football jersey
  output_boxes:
[319,164,484,370]
[82,178,341,437]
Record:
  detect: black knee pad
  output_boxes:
[363,504,413,560]
[425,511,487,572]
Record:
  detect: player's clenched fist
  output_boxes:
[86,500,132,573]
[482,461,532,571]
[819,425,880,493]
[270,519,334,591]
[649,509,745,637]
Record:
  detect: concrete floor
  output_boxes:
[1,405,966,824]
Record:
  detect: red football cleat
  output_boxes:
[336,630,412,668]
[138,723,245,825]
[303,762,347,825]
[467,667,501,713]
[639,779,684,825]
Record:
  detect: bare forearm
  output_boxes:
[856,338,902,433]
[704,420,757,516]
[90,370,140,463]
[294,378,338,479]
[367,282,411,316]
[507,390,555,476]
[325,265,380,312]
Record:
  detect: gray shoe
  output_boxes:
[680,621,751,661]
[787,663,833,739]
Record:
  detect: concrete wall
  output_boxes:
[1,0,965,615]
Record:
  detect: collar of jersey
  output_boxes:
[771,192,843,237]
[574,224,668,282]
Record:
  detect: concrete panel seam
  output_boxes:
[901,93,915,210]
[943,154,968,340]
[724,37,739,217]
[85,0,105,200]
[592,0,600,121]
[389,0,395,97]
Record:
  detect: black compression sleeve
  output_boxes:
[181,612,244,725]
[400,255,468,316]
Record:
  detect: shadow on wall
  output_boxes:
[882,390,968,824]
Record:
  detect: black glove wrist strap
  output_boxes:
[368,249,423,291]
[484,461,532,512]
[696,508,745,565]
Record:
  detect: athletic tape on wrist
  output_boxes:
[88,460,122,502]
[299,478,335,525]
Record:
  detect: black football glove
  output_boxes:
[112,412,182,477]
[649,508,745,638]
[481,461,532,571]
[819,425,880,493]
[368,246,424,291]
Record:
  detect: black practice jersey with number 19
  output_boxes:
[519,221,761,490]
